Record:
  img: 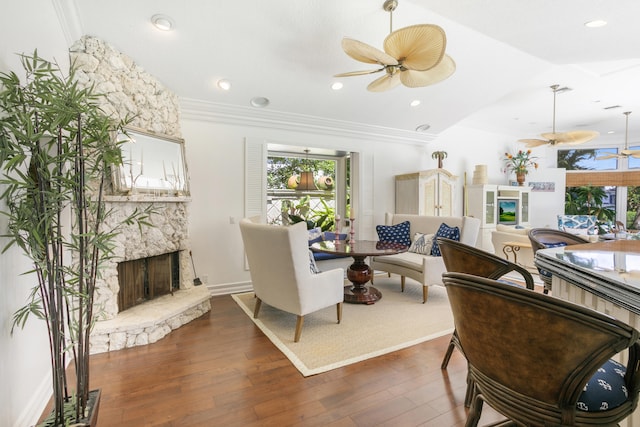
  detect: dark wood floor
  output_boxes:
[85,295,505,426]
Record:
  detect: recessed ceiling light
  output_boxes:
[410,100,421,107]
[250,97,270,108]
[585,20,607,28]
[415,124,431,132]
[151,14,174,31]
[331,82,343,90]
[217,79,231,91]
[608,130,615,134]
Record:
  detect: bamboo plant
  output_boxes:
[0,51,150,426]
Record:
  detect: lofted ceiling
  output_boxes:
[55,0,640,146]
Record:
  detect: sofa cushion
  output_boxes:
[376,221,411,246]
[373,251,429,271]
[431,223,461,257]
[408,232,434,255]
[496,224,529,235]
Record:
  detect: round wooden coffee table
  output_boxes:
[311,240,407,304]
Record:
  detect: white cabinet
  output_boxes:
[466,184,498,251]
[395,169,457,216]
[466,184,531,252]
[496,186,531,227]
[466,184,497,229]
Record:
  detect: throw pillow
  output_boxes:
[376,221,411,247]
[308,227,323,245]
[308,249,320,274]
[322,231,348,241]
[408,232,435,255]
[431,223,461,257]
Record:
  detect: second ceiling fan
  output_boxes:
[334,0,455,92]
[597,111,640,160]
[519,84,599,148]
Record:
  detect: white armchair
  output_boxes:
[239,218,345,342]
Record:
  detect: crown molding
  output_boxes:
[179,98,436,146]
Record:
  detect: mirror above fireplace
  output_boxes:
[112,127,189,196]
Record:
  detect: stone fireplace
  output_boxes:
[88,198,211,354]
[70,36,211,354]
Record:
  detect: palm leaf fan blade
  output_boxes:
[596,154,620,160]
[400,55,455,88]
[334,69,385,77]
[384,24,446,71]
[541,130,599,145]
[341,38,398,66]
[367,72,402,92]
[518,138,550,148]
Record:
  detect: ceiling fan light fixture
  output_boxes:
[518,84,599,147]
[597,112,640,160]
[335,1,454,92]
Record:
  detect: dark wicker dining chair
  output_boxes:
[436,237,535,407]
[443,272,640,426]
[528,228,589,294]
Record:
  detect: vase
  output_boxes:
[516,172,526,186]
[316,176,334,190]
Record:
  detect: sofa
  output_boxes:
[490,224,535,272]
[370,213,481,303]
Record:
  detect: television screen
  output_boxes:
[498,199,518,224]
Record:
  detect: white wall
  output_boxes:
[181,118,430,293]
[181,117,567,294]
[1,2,72,426]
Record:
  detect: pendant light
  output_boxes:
[297,149,317,191]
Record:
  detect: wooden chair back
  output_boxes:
[443,272,640,425]
[436,237,534,289]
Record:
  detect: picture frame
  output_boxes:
[112,127,189,195]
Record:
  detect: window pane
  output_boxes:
[557,148,617,170]
[629,145,640,169]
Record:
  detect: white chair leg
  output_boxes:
[294,315,304,342]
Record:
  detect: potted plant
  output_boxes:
[0,51,150,426]
[503,149,538,186]
[431,151,447,168]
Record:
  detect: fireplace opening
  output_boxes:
[117,251,180,312]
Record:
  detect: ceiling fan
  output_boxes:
[334,0,455,92]
[597,111,640,160]
[518,84,599,148]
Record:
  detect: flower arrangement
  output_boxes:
[504,150,538,175]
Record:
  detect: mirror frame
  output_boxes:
[112,127,190,196]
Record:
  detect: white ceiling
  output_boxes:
[57,0,640,146]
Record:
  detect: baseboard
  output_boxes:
[207,280,253,296]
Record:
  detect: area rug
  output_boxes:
[231,276,454,376]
